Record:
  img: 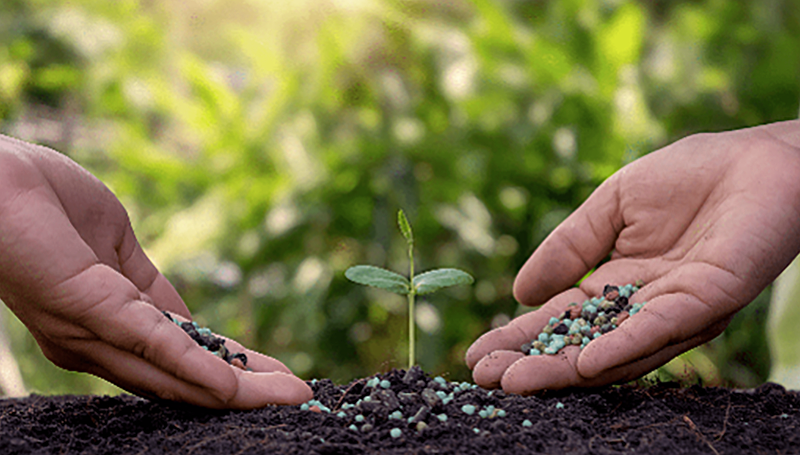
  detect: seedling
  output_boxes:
[345,209,474,369]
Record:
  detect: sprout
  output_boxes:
[346,209,474,369]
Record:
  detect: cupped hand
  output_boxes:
[466,120,800,394]
[0,135,312,408]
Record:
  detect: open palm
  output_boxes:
[0,135,312,408]
[467,120,800,393]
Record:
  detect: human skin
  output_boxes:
[466,120,800,394]
[0,135,313,409]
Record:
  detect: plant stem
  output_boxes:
[408,291,415,369]
[408,236,415,369]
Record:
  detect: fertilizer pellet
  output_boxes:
[521,282,647,357]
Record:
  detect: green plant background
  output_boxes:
[0,0,798,396]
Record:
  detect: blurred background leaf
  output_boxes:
[0,0,798,395]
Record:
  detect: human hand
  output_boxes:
[466,120,800,394]
[0,135,312,408]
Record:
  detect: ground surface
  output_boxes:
[1,368,799,454]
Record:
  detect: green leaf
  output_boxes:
[345,265,410,294]
[414,268,474,295]
[398,209,413,244]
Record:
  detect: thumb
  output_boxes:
[514,174,623,306]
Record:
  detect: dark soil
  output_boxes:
[2,367,799,454]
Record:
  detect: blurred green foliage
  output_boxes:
[1,0,798,394]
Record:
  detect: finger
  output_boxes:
[217,338,294,375]
[53,264,247,404]
[499,320,725,395]
[465,288,589,369]
[97,292,312,406]
[500,346,586,394]
[163,312,295,376]
[472,350,524,389]
[576,316,729,386]
[44,338,235,407]
[118,224,191,319]
[576,262,738,379]
[513,175,623,307]
[67,299,313,407]
[68,338,312,408]
[230,371,313,407]
[114,296,243,403]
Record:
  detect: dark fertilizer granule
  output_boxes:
[161,311,249,370]
[2,367,800,454]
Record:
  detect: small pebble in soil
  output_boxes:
[421,388,440,407]
[390,428,402,438]
[522,419,532,427]
[461,405,476,415]
[555,402,564,409]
